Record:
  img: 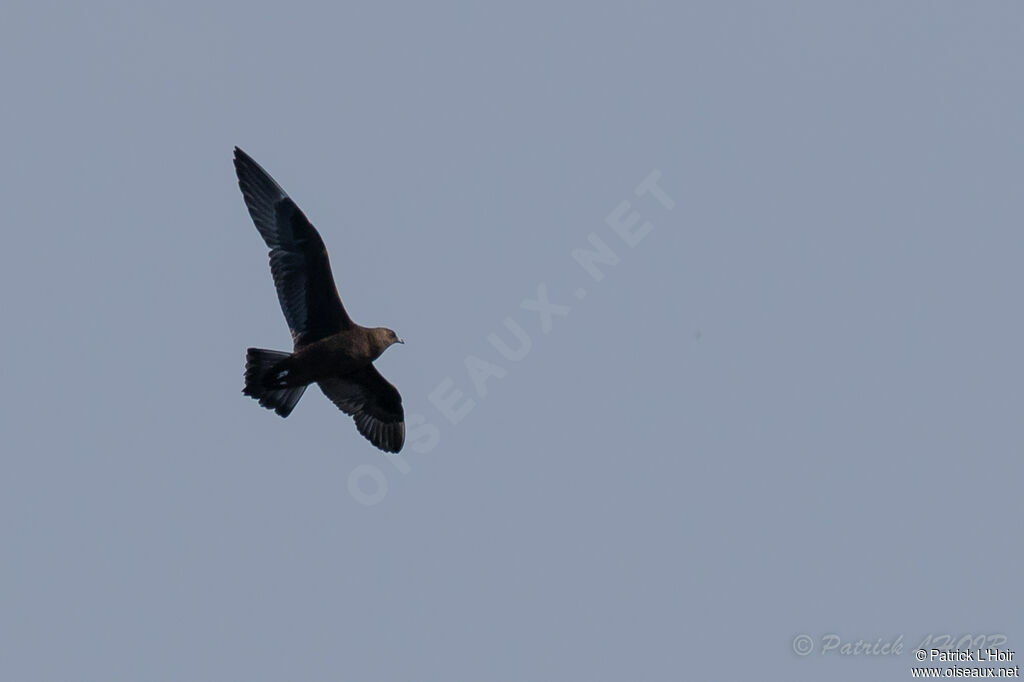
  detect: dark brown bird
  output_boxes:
[234,147,405,453]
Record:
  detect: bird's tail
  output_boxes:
[243,348,307,417]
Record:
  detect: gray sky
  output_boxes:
[2,3,1022,681]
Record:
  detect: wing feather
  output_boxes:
[318,367,405,453]
[234,147,352,346]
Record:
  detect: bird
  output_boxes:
[233,147,406,453]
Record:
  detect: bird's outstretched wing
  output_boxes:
[234,147,353,346]
[318,366,405,453]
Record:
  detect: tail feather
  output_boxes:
[243,348,307,417]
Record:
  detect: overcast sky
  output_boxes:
[2,3,1022,681]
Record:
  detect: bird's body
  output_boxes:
[267,328,398,386]
[233,147,406,453]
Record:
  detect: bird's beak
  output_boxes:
[397,337,405,344]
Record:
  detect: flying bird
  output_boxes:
[233,147,406,453]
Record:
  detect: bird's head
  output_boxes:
[371,327,405,357]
